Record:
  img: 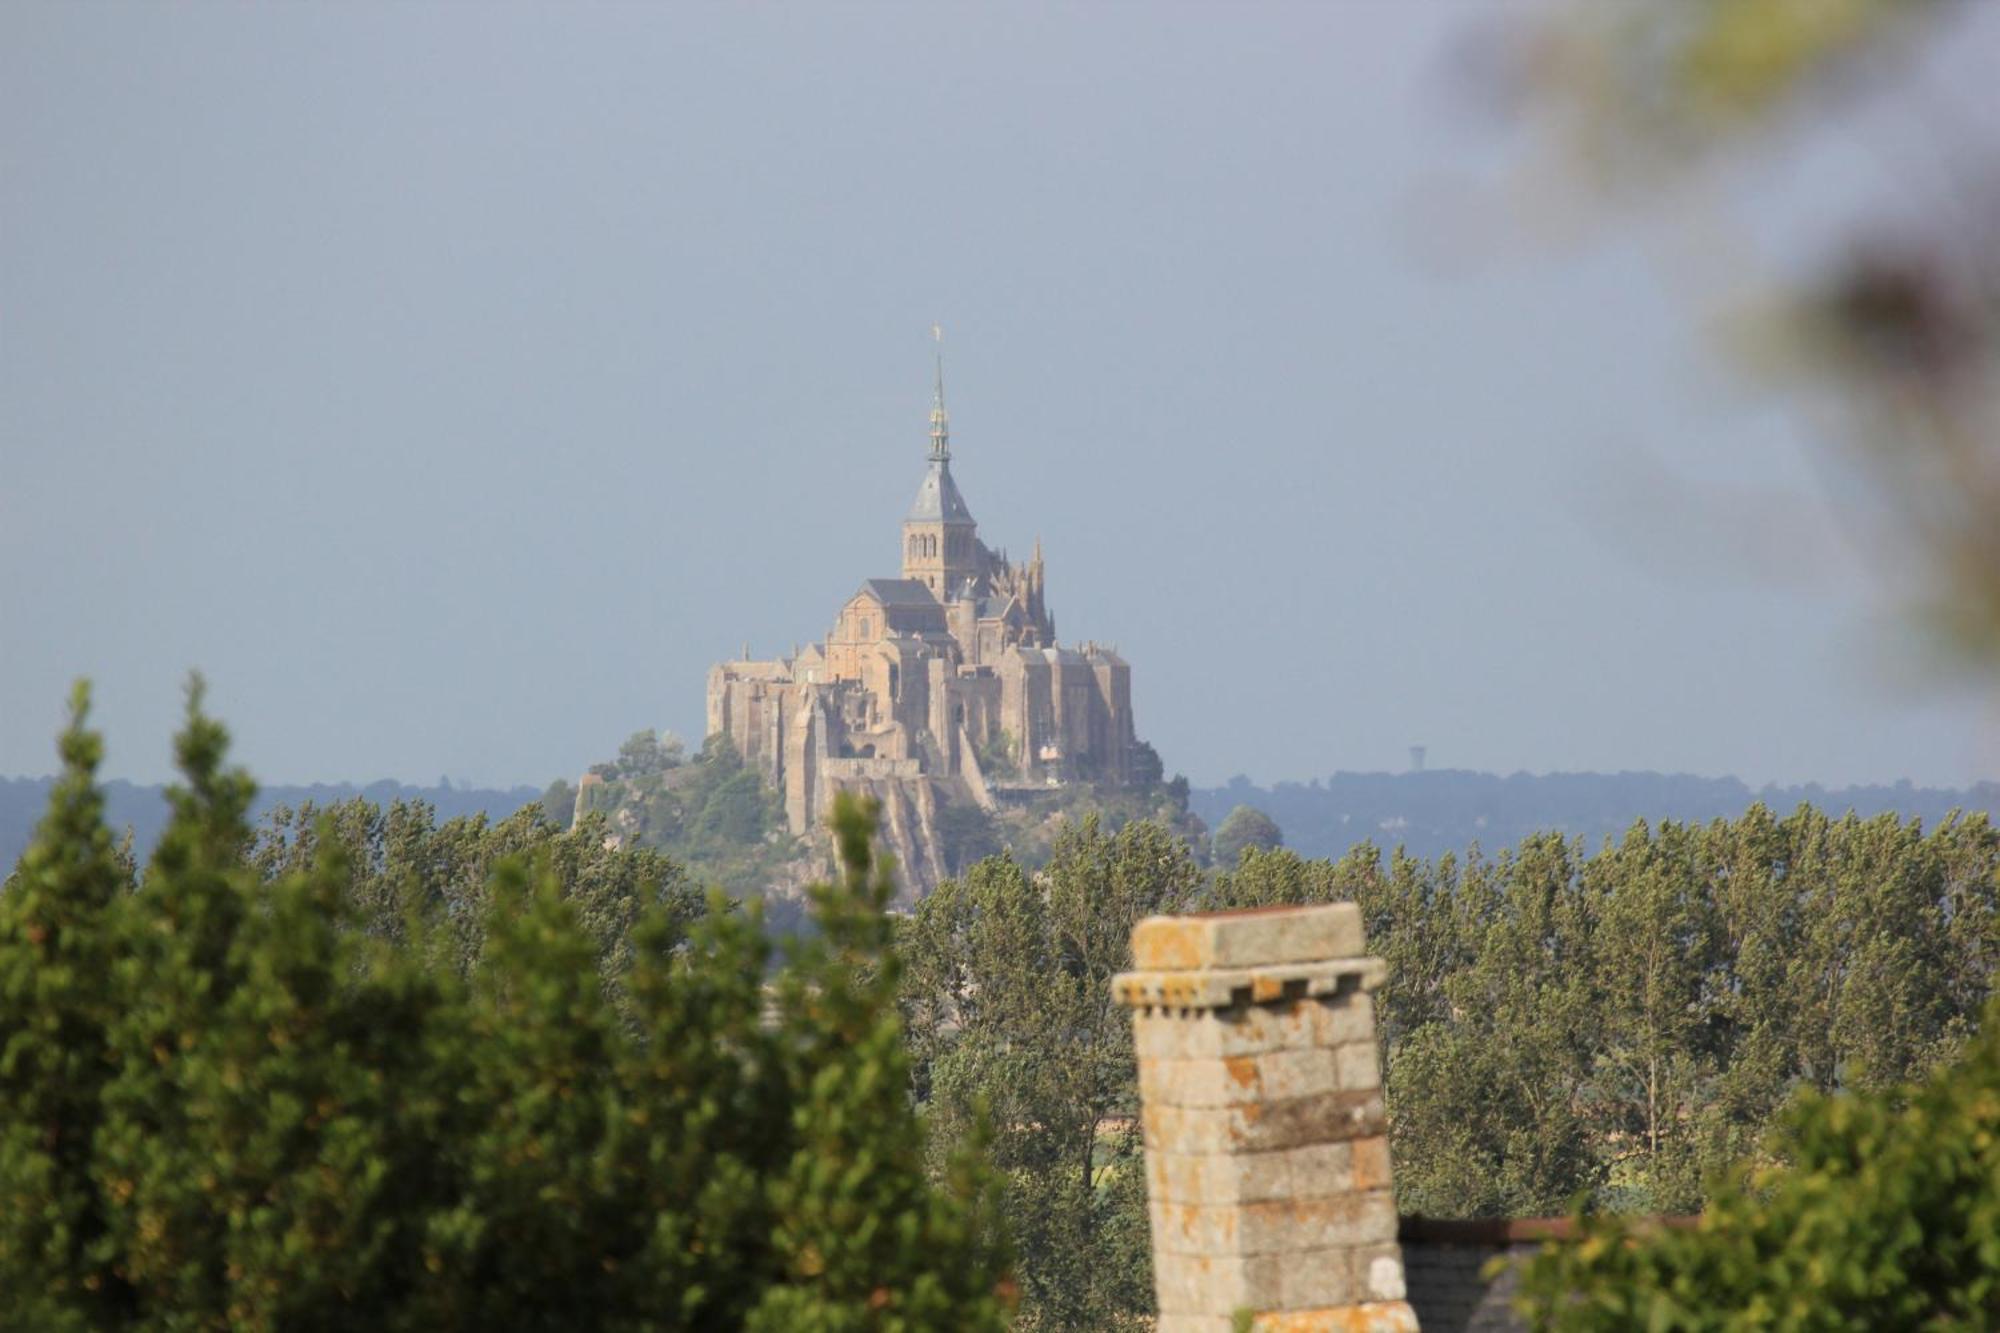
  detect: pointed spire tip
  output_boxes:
[928,323,950,462]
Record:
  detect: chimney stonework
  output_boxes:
[1114,904,1418,1333]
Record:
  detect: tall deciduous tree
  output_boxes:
[250,798,701,982]
[1211,805,1282,868]
[902,818,1201,1330]
[1191,804,2000,1222]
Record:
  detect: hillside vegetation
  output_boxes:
[571,729,1206,921]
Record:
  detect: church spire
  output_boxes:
[929,322,949,462]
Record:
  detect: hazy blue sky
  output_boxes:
[3,3,1995,789]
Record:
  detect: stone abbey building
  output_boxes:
[706,361,1142,890]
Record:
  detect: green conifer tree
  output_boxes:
[0,686,1020,1329]
[751,796,1011,1332]
[0,684,134,1328]
[94,678,264,1318]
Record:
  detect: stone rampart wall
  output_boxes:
[819,756,923,781]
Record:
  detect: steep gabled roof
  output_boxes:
[860,578,942,609]
[853,578,950,634]
[906,458,975,524]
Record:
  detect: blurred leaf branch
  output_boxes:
[1498,0,2000,671]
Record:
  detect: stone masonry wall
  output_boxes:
[1114,904,1418,1333]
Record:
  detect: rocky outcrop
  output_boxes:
[819,774,947,906]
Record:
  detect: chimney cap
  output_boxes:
[1129,902,1363,972]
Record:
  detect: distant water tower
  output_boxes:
[1408,745,1427,774]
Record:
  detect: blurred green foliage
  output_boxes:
[1517,0,1938,172]
[1514,995,2000,1330]
[0,683,1011,1331]
[1514,0,2000,666]
[1497,5,2000,1320]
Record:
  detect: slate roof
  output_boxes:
[1000,644,1088,667]
[906,458,975,523]
[860,578,942,608]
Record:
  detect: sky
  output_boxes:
[2,2,1995,791]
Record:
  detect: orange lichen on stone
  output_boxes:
[1132,918,1206,970]
[1250,1302,1419,1332]
[1122,907,1405,1329]
[1131,904,1366,972]
[1351,1137,1392,1192]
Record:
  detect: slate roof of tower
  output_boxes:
[906,458,975,523]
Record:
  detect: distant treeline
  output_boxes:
[14,767,1994,887]
[1192,769,2000,861]
[0,776,543,873]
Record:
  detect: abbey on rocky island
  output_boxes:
[706,356,1142,889]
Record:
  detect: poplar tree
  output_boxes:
[902,817,1200,1330]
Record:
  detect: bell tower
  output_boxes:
[901,330,980,597]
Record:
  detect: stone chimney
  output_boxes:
[1113,904,1417,1332]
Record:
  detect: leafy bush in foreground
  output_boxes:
[1515,999,2000,1331]
[0,682,1009,1332]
